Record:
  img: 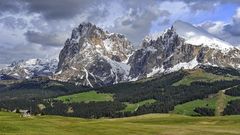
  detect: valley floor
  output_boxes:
[1,112,240,135]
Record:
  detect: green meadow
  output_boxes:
[173,91,240,116]
[56,91,114,103]
[121,99,156,112]
[173,69,238,86]
[1,112,240,135]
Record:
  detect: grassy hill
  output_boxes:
[173,90,240,116]
[56,91,114,103]
[173,69,238,86]
[1,112,240,135]
[0,78,90,101]
[121,99,156,112]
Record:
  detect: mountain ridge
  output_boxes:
[1,20,240,87]
[0,58,58,80]
[128,21,240,80]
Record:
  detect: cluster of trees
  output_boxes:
[225,85,240,96]
[200,65,240,76]
[193,107,215,116]
[0,99,43,114]
[223,99,240,115]
[96,71,187,103]
[43,101,125,118]
[0,78,89,101]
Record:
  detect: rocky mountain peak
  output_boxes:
[70,22,101,41]
[59,22,132,66]
[55,22,134,87]
[128,20,240,80]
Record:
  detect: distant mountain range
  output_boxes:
[1,20,240,87]
[0,59,57,80]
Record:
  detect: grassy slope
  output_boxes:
[1,112,240,135]
[173,92,240,116]
[215,90,227,116]
[172,69,240,116]
[173,69,238,86]
[121,99,156,112]
[56,91,113,103]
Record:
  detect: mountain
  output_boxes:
[0,58,58,80]
[3,21,240,87]
[54,22,133,87]
[128,20,240,80]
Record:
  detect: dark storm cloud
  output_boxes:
[108,0,172,45]
[22,0,101,20]
[24,31,63,47]
[112,8,171,45]
[1,0,240,18]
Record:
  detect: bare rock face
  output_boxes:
[128,22,240,80]
[54,21,240,87]
[54,22,134,87]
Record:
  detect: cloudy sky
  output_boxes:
[1,0,240,64]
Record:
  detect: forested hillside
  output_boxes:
[1,66,240,118]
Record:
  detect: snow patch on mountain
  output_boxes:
[173,20,234,52]
[147,66,164,78]
[167,57,199,72]
[144,32,163,42]
[25,59,39,66]
[106,57,130,78]
[146,46,158,53]
[83,68,93,88]
[0,58,58,79]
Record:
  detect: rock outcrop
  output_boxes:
[54,22,133,87]
[128,21,240,80]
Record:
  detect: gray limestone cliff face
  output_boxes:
[128,27,240,80]
[54,22,134,87]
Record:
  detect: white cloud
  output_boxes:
[233,7,240,23]
[198,21,225,35]
[199,7,240,46]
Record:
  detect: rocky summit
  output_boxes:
[54,22,133,87]
[128,20,240,80]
